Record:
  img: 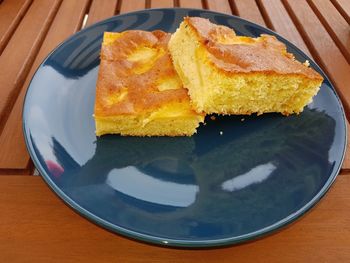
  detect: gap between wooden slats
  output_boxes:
[85,0,119,28]
[0,0,32,55]
[0,169,32,176]
[0,0,61,135]
[331,0,350,24]
[0,0,90,170]
[308,0,350,63]
[232,0,266,26]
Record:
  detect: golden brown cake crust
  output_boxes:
[185,17,323,80]
[95,30,192,117]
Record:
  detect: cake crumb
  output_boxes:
[219,131,223,135]
[241,118,245,122]
[303,60,310,67]
[210,116,216,121]
[203,122,207,126]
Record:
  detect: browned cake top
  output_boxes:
[185,17,323,80]
[95,30,192,117]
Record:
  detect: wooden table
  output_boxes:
[1,0,349,262]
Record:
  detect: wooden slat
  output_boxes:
[0,0,32,54]
[331,0,350,24]
[0,169,32,175]
[120,0,145,13]
[233,0,266,26]
[85,0,118,27]
[284,0,350,117]
[0,0,61,130]
[309,0,350,62]
[0,175,349,262]
[259,0,312,57]
[179,0,203,9]
[150,0,174,8]
[0,0,90,170]
[206,0,232,14]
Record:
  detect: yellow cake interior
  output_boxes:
[168,19,323,115]
[94,31,204,136]
[95,102,204,136]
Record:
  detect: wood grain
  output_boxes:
[284,0,350,117]
[120,0,145,13]
[0,0,61,132]
[0,0,32,54]
[233,0,266,26]
[0,0,90,170]
[150,0,174,8]
[259,0,312,57]
[206,0,232,14]
[309,0,350,62]
[86,0,118,27]
[179,0,203,9]
[0,175,349,262]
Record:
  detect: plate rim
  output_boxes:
[22,7,348,247]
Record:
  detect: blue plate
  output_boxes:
[23,8,347,247]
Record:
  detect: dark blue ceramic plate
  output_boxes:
[23,8,346,247]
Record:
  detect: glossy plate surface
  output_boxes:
[23,8,346,247]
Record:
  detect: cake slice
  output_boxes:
[168,17,323,115]
[94,31,204,136]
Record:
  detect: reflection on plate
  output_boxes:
[23,8,346,247]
